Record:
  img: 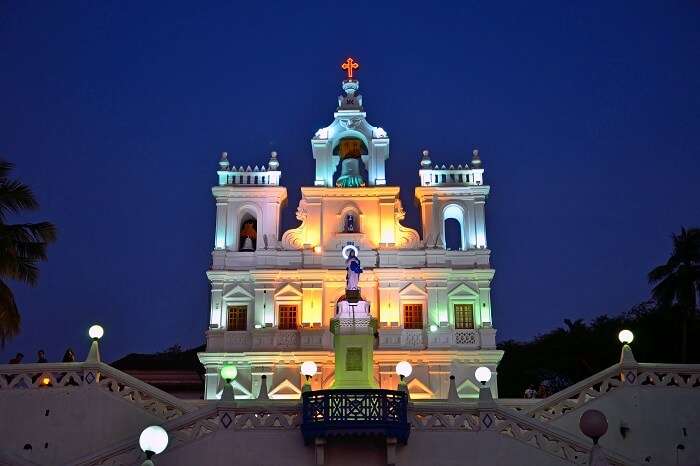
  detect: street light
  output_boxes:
[395,361,412,394]
[88,324,104,340]
[579,409,608,444]
[475,366,492,385]
[139,425,168,465]
[301,361,318,392]
[86,324,104,363]
[220,364,238,401]
[618,329,634,345]
[395,361,412,381]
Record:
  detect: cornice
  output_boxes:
[301,186,400,198]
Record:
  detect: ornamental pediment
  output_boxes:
[222,284,254,300]
[399,283,428,298]
[274,283,303,299]
[448,283,479,298]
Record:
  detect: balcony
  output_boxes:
[301,389,410,445]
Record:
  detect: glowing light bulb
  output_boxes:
[88,324,104,340]
[618,329,634,344]
[475,366,492,385]
[139,425,169,455]
[395,361,412,379]
[220,364,238,382]
[301,361,318,378]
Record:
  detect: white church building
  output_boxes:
[199,59,500,402]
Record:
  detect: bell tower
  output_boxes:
[311,58,390,187]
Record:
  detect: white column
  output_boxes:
[427,282,448,325]
[204,365,220,400]
[210,283,224,328]
[226,204,238,250]
[379,200,395,245]
[475,198,487,248]
[432,195,443,247]
[215,202,227,250]
[478,284,492,325]
[255,286,275,326]
[421,197,434,246]
[467,200,477,249]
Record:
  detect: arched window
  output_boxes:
[442,204,466,251]
[444,218,462,250]
[239,214,257,251]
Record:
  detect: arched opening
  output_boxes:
[442,204,465,251]
[239,213,257,251]
[339,205,362,233]
[332,137,368,187]
[444,218,462,250]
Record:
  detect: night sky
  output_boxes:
[1,1,698,363]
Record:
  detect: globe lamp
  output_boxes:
[88,324,104,340]
[475,366,492,385]
[618,329,634,345]
[301,361,318,381]
[139,425,168,463]
[579,409,608,444]
[395,361,412,381]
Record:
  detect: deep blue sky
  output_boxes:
[1,1,698,362]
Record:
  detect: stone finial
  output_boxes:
[219,151,230,170]
[447,375,460,402]
[420,149,432,168]
[257,374,270,400]
[471,148,482,167]
[268,151,280,170]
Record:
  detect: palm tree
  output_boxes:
[0,161,56,347]
[648,227,700,363]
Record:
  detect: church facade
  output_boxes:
[198,60,502,401]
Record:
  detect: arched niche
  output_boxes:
[238,210,258,252]
[442,204,466,251]
[337,203,363,233]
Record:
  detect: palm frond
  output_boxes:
[0,161,14,181]
[0,279,20,348]
[648,262,675,284]
[0,179,39,221]
[0,222,57,244]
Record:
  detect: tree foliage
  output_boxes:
[497,301,700,398]
[648,227,700,362]
[0,161,56,346]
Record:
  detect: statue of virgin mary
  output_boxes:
[345,249,362,290]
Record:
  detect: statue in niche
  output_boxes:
[344,213,356,233]
[345,248,362,291]
[239,219,257,251]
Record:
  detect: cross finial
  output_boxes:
[341,57,359,79]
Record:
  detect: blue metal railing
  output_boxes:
[301,389,410,444]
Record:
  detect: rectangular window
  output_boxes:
[227,305,247,331]
[403,304,424,329]
[278,305,298,330]
[454,304,475,329]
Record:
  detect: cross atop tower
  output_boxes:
[341,57,359,79]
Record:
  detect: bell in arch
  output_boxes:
[335,138,366,188]
[239,219,257,251]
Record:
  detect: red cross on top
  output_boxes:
[341,57,359,79]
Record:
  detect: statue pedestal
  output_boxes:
[331,295,377,389]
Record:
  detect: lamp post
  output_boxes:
[301,361,318,392]
[139,425,168,466]
[395,361,412,393]
[579,409,612,465]
[220,364,238,401]
[618,329,636,366]
[86,324,104,363]
[474,366,493,402]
